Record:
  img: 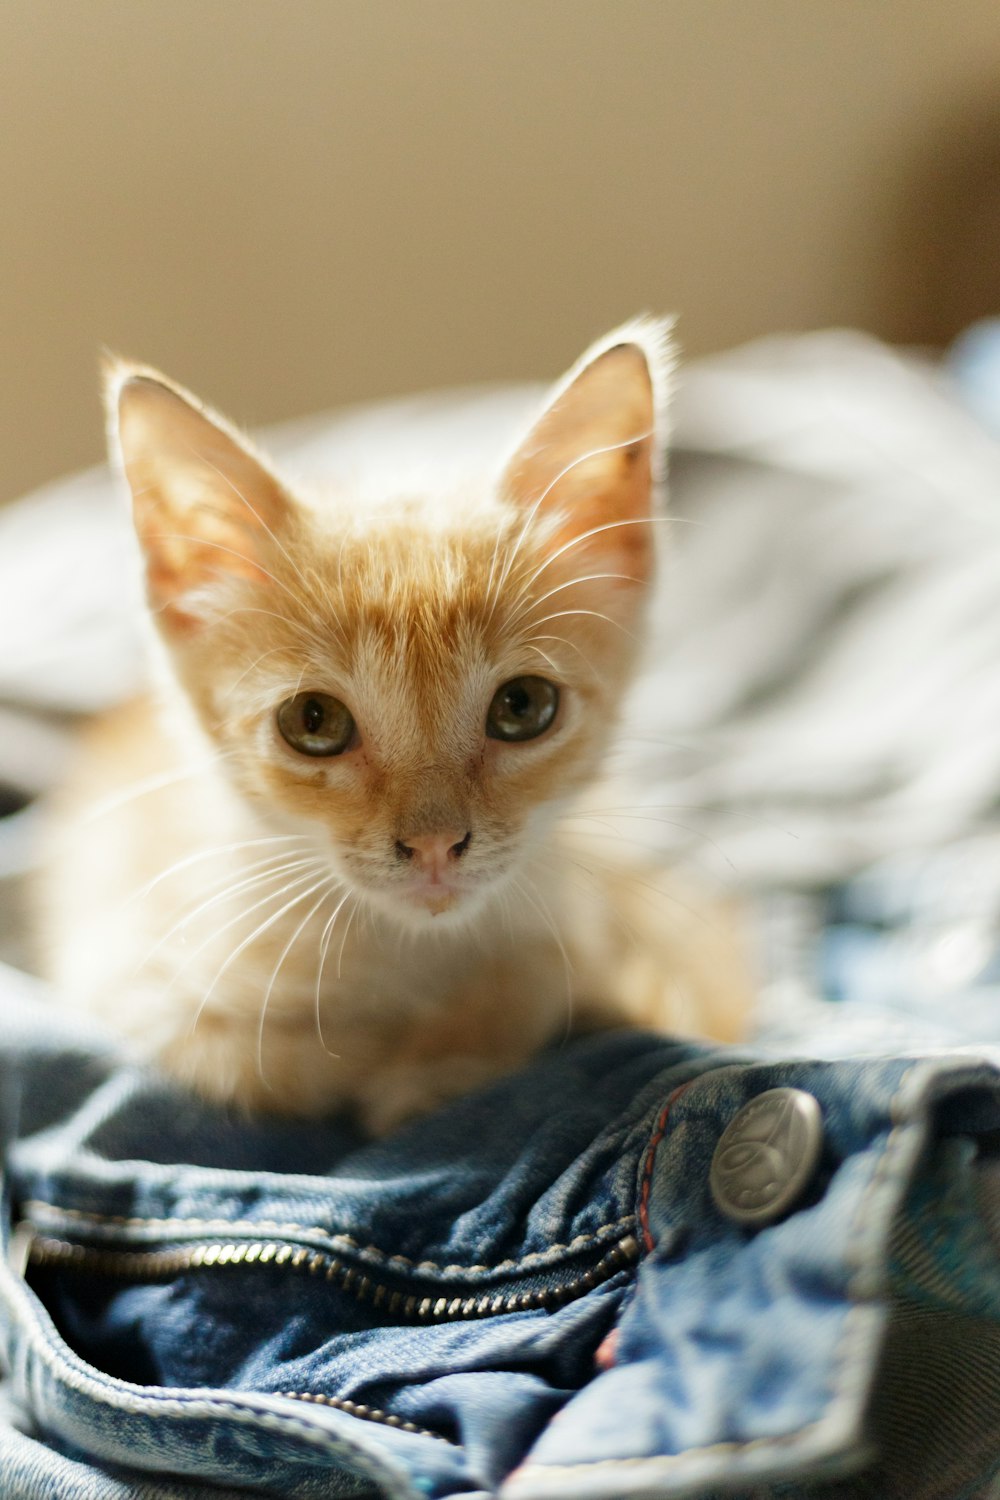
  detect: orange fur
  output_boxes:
[40,322,751,1132]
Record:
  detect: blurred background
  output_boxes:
[4,0,1000,510]
[3,0,1000,1058]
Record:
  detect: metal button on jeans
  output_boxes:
[710,1088,823,1226]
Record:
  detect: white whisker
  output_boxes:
[314,889,355,1056]
[190,446,319,603]
[525,631,602,674]
[220,647,295,701]
[564,808,738,873]
[486,513,541,625]
[82,752,239,823]
[496,429,656,620]
[560,826,728,931]
[135,854,322,974]
[174,863,328,1011]
[524,642,559,674]
[535,428,653,510]
[506,570,641,635]
[133,834,310,903]
[538,845,643,957]
[143,533,303,605]
[527,606,637,642]
[211,603,333,656]
[335,895,362,979]
[256,878,339,1090]
[514,874,574,1046]
[517,513,665,596]
[189,869,333,1039]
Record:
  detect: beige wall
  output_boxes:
[3,0,1000,508]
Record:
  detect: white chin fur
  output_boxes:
[364,880,500,934]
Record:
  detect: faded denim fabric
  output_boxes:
[0,978,999,1500]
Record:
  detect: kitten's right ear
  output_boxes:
[105,361,292,632]
[498,318,674,584]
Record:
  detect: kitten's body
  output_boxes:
[41,323,750,1131]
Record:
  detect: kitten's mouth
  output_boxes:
[399,872,493,925]
[417,890,459,917]
[347,856,503,927]
[407,874,463,917]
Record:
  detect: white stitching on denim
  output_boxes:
[23,1200,635,1277]
[842,1060,924,1298]
[506,1423,829,1474]
[0,1251,416,1500]
[505,1061,995,1490]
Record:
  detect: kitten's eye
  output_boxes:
[277,693,356,757]
[486,677,560,742]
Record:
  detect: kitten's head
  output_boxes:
[108,321,673,928]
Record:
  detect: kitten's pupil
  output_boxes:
[505,685,531,720]
[303,698,325,734]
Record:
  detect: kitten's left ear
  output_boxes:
[499,318,673,582]
[106,362,293,632]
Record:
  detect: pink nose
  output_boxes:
[395,830,471,876]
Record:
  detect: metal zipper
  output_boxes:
[24,1226,639,1323]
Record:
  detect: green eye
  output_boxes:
[277,692,355,757]
[486,677,560,743]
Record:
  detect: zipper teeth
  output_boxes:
[277,1389,452,1443]
[27,1230,639,1322]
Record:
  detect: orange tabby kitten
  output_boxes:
[41,322,749,1133]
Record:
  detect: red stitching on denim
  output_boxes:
[638,1082,693,1252]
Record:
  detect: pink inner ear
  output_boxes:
[501,343,657,582]
[133,476,277,629]
[115,374,291,629]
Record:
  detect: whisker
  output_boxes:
[256,877,339,1090]
[81,752,240,823]
[562,854,644,955]
[525,631,602,674]
[174,862,328,1010]
[565,808,739,872]
[559,827,730,932]
[584,798,801,844]
[501,885,516,945]
[135,853,322,973]
[211,603,333,656]
[526,607,638,642]
[488,429,653,625]
[335,895,362,979]
[524,642,560,674]
[219,647,296,701]
[517,513,667,596]
[189,869,333,1038]
[485,504,547,628]
[514,874,575,1047]
[189,445,319,604]
[133,834,310,903]
[483,514,515,628]
[535,845,643,958]
[143,533,303,606]
[314,888,354,1056]
[506,570,642,635]
[533,428,654,510]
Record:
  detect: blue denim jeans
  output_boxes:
[1,975,999,1500]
